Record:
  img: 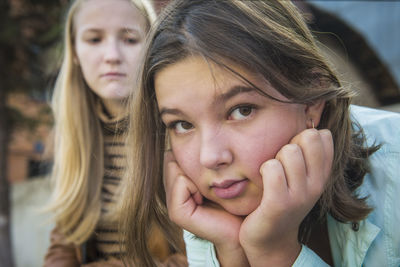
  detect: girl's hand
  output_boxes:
[163,152,249,267]
[239,129,334,267]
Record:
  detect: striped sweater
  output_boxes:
[95,101,128,260]
[94,100,172,262]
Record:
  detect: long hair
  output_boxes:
[46,0,156,245]
[121,0,376,265]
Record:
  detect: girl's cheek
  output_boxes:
[245,142,283,187]
[172,143,199,179]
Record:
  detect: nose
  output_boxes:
[104,39,122,64]
[199,126,233,170]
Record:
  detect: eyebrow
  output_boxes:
[159,107,184,117]
[121,28,141,34]
[159,85,256,117]
[81,27,141,34]
[215,85,256,103]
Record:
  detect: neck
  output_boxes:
[101,98,127,119]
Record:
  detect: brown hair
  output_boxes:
[121,0,377,265]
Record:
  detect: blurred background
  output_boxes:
[0,1,399,266]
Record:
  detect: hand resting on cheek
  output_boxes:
[163,128,334,267]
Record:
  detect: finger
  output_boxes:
[275,143,307,195]
[302,129,333,185]
[163,151,203,210]
[290,129,323,180]
[168,174,203,223]
[319,129,334,179]
[259,159,288,203]
[290,129,332,194]
[165,163,203,206]
[163,154,183,192]
[189,202,243,244]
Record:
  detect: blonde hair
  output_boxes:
[121,0,377,265]
[46,0,155,245]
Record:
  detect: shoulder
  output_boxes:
[350,105,400,264]
[350,105,400,200]
[350,105,400,187]
[350,105,400,149]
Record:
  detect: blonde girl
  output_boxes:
[121,0,400,266]
[44,0,184,265]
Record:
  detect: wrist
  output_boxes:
[215,243,249,267]
[242,239,301,267]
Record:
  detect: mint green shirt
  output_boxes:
[183,105,400,267]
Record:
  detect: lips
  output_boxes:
[211,179,248,199]
[101,72,126,78]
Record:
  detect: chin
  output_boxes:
[102,86,130,99]
[113,88,130,99]
[224,201,258,217]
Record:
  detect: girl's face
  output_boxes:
[74,0,147,102]
[156,56,308,216]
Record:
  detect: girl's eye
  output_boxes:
[124,37,138,44]
[170,121,193,134]
[87,37,101,44]
[229,105,255,120]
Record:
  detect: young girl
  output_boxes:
[121,0,400,266]
[43,0,185,266]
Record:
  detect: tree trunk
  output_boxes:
[0,89,14,267]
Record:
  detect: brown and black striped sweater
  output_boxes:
[95,110,127,260]
[43,101,186,266]
[94,102,172,262]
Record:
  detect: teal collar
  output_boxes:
[327,214,380,267]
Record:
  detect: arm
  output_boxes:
[185,236,330,267]
[239,129,334,267]
[163,152,249,267]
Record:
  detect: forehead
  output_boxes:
[155,57,239,101]
[74,0,147,33]
[155,56,284,102]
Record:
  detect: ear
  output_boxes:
[305,100,325,128]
